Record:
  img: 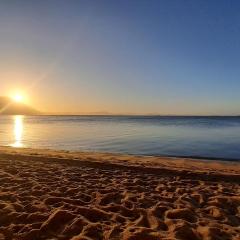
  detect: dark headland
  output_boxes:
[0,96,39,115]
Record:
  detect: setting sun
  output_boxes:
[12,94,24,103]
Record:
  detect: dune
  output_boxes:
[0,147,239,239]
[0,96,39,115]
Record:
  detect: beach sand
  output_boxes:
[0,147,239,240]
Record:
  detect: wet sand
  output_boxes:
[0,147,239,240]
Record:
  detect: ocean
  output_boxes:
[0,115,240,161]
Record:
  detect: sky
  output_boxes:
[0,0,240,115]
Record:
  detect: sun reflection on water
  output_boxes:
[11,115,24,148]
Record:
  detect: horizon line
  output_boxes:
[9,113,240,117]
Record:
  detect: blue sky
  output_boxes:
[0,0,240,115]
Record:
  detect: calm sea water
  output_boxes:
[0,115,240,160]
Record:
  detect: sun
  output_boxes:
[12,94,24,103]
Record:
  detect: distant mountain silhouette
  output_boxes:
[0,96,40,115]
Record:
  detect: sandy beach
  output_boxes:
[0,147,239,240]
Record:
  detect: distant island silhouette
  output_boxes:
[0,96,40,115]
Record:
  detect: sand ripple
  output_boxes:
[0,151,239,239]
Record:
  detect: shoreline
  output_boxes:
[0,146,239,239]
[0,147,240,183]
[1,146,240,163]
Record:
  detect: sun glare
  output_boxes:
[12,94,24,103]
